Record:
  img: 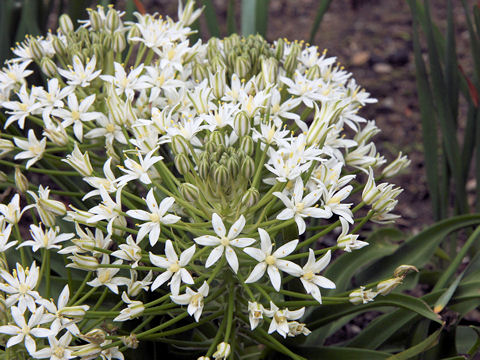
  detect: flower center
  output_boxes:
[220,237,230,247]
[98,270,111,283]
[295,202,305,212]
[191,293,203,307]
[169,262,180,273]
[265,255,276,266]
[54,347,65,357]
[18,283,29,294]
[303,271,315,281]
[150,213,160,222]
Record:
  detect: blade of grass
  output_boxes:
[409,7,441,220]
[226,0,236,35]
[241,0,257,36]
[309,0,333,44]
[461,105,477,182]
[255,0,269,37]
[387,327,443,360]
[445,0,459,121]
[202,0,220,37]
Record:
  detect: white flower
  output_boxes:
[0,306,53,355]
[349,286,377,305]
[244,228,302,291]
[0,261,40,313]
[62,142,93,176]
[87,255,128,294]
[171,281,209,322]
[100,63,150,100]
[32,332,75,360]
[300,249,335,303]
[149,239,195,295]
[3,84,42,129]
[212,342,231,360]
[248,301,265,330]
[36,285,89,336]
[111,235,142,268]
[58,55,101,88]
[27,185,67,227]
[126,270,153,297]
[14,129,46,169]
[116,148,163,186]
[0,216,15,252]
[274,177,331,235]
[126,190,180,246]
[52,93,101,141]
[263,302,305,338]
[194,213,255,273]
[83,157,118,200]
[0,193,32,224]
[336,218,368,252]
[114,292,144,322]
[18,224,74,252]
[87,187,125,234]
[287,321,311,337]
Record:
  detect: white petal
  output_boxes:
[295,215,306,235]
[164,240,178,262]
[151,271,172,291]
[277,208,295,220]
[244,247,266,262]
[212,213,226,237]
[230,237,255,248]
[245,262,267,283]
[276,259,303,276]
[273,239,298,258]
[227,215,245,239]
[194,235,220,246]
[179,244,196,266]
[267,266,281,291]
[205,245,224,268]
[225,246,239,273]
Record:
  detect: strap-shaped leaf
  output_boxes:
[387,327,443,360]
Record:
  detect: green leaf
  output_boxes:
[308,0,333,44]
[202,0,220,37]
[456,326,480,355]
[294,346,390,360]
[324,227,402,293]
[226,0,236,35]
[355,214,480,284]
[387,327,443,360]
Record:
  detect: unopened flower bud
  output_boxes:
[240,156,255,178]
[241,188,259,207]
[192,63,208,83]
[106,7,120,31]
[306,64,321,80]
[214,165,229,186]
[52,36,67,57]
[240,136,254,156]
[210,69,226,99]
[72,343,102,358]
[59,14,74,34]
[67,253,99,271]
[362,169,380,205]
[15,167,28,193]
[81,329,107,344]
[127,25,141,43]
[102,34,113,51]
[0,139,14,158]
[377,277,402,296]
[41,57,57,77]
[261,57,278,84]
[205,141,216,154]
[113,31,126,53]
[393,265,419,278]
[275,38,285,60]
[29,38,44,61]
[234,111,251,137]
[63,143,93,176]
[198,159,210,180]
[174,153,191,175]
[180,183,200,202]
[235,56,250,79]
[381,152,410,178]
[171,135,190,155]
[226,157,239,177]
[284,44,300,75]
[88,8,103,31]
[210,131,226,147]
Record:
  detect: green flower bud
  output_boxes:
[205,140,217,154]
[210,69,226,99]
[174,153,191,175]
[40,57,57,77]
[284,43,301,75]
[240,136,254,156]
[233,111,251,137]
[241,187,259,207]
[0,170,8,182]
[235,56,250,79]
[171,135,190,155]
[106,7,120,32]
[113,31,126,53]
[275,38,285,60]
[15,167,28,193]
[226,157,239,177]
[103,34,113,51]
[306,64,321,80]
[88,8,103,31]
[240,156,255,178]
[210,131,226,147]
[192,63,208,83]
[127,25,141,43]
[198,159,210,180]
[213,164,229,186]
[29,38,44,61]
[179,183,200,202]
[59,14,74,34]
[261,57,278,84]
[52,36,67,57]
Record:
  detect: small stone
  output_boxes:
[351,51,370,66]
[373,63,393,74]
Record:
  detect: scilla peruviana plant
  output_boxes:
[0,1,411,359]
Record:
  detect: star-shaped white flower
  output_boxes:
[126,190,180,246]
[149,240,195,295]
[244,228,302,291]
[0,261,40,313]
[263,302,305,338]
[274,177,331,235]
[194,214,255,273]
[14,129,46,169]
[300,249,335,303]
[171,281,209,322]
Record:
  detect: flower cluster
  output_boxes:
[0,1,409,358]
